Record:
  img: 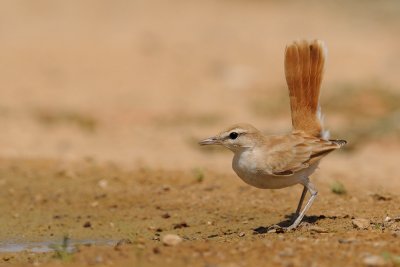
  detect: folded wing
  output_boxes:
[266,133,345,176]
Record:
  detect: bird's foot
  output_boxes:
[267,224,287,233]
[285,224,297,231]
[261,223,300,233]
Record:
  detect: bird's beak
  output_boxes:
[199,136,220,145]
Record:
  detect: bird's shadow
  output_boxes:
[253,213,334,234]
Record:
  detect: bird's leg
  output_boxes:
[294,185,308,218]
[287,180,318,230]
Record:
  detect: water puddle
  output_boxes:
[0,239,117,253]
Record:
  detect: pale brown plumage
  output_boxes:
[264,131,344,176]
[199,40,346,230]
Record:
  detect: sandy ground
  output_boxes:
[0,0,400,266]
[0,158,399,266]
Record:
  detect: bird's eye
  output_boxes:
[229,132,238,140]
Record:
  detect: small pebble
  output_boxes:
[309,226,329,233]
[162,234,182,246]
[352,218,370,230]
[362,255,385,266]
[98,179,108,189]
[238,232,245,237]
[90,201,99,207]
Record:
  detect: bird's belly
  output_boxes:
[233,170,302,189]
[232,154,318,189]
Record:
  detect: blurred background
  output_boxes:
[0,0,399,176]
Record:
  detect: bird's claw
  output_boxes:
[268,224,287,233]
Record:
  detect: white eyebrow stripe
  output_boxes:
[222,129,246,139]
[231,129,246,134]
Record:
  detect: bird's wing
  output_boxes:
[266,133,343,176]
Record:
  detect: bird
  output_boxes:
[199,40,346,230]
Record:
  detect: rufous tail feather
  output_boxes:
[284,40,328,138]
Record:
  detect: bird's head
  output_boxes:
[199,123,261,152]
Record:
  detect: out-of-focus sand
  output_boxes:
[1,0,399,170]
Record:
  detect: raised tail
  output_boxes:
[284,40,328,138]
